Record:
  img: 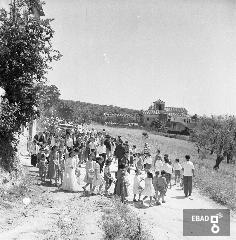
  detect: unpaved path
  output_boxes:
[0,155,104,240]
[110,162,236,240]
[1,160,235,240]
[1,134,235,240]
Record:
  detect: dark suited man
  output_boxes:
[114,140,126,170]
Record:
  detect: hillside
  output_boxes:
[61,99,141,123]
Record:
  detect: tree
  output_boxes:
[0,1,61,170]
[56,101,74,122]
[36,83,61,124]
[150,119,164,131]
[192,116,236,167]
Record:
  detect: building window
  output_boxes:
[147,117,149,121]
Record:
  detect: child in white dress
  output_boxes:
[91,157,105,195]
[141,171,155,207]
[133,169,143,202]
[61,151,80,192]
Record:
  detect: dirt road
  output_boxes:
[109,162,236,240]
[0,152,235,239]
[0,155,104,240]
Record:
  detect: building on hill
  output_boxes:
[143,100,168,126]
[143,99,196,134]
[103,113,141,124]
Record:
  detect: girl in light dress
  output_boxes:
[61,150,80,192]
[91,157,105,195]
[82,154,96,193]
[133,169,144,202]
[141,171,155,207]
[173,159,182,186]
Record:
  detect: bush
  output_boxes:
[101,197,154,240]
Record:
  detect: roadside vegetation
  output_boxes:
[101,197,154,240]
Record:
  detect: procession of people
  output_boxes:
[29,125,195,207]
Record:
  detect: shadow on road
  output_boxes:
[170,195,186,199]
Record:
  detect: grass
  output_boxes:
[101,196,154,240]
[93,123,236,210]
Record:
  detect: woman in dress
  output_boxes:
[114,164,129,203]
[61,150,80,192]
[104,159,113,196]
[48,145,59,186]
[91,157,105,195]
[141,171,155,207]
[82,154,95,193]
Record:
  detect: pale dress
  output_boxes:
[92,163,105,186]
[133,175,142,195]
[62,157,80,192]
[142,178,155,197]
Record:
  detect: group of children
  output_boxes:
[29,127,188,207]
[131,157,184,207]
[133,170,167,206]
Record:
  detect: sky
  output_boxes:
[1,0,236,116]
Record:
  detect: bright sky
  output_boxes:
[1,0,236,116]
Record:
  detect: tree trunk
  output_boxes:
[226,152,232,164]
[213,155,224,170]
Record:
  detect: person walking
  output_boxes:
[141,171,155,207]
[114,141,126,169]
[82,154,96,194]
[91,157,105,195]
[48,145,59,186]
[114,164,129,203]
[152,149,163,174]
[61,150,80,192]
[104,135,112,158]
[97,140,107,171]
[182,155,195,197]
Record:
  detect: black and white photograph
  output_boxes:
[0,0,235,239]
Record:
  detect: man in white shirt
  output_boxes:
[182,155,195,197]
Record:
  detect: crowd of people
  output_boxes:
[29,127,195,207]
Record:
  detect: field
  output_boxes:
[92,123,236,210]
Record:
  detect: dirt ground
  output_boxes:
[0,134,235,240]
[0,156,105,240]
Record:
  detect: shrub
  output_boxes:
[101,197,154,240]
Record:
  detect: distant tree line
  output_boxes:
[37,85,141,126]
